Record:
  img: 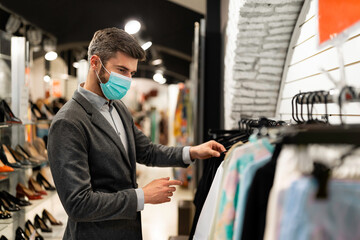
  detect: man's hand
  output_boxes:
[143,177,183,204]
[190,140,226,160]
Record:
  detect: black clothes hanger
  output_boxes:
[312,145,360,199]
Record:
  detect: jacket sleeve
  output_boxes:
[48,118,138,222]
[132,120,189,168]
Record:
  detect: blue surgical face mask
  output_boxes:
[94,58,132,100]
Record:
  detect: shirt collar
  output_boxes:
[78,83,109,111]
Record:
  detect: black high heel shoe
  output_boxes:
[42,209,62,226]
[1,99,22,124]
[0,235,9,240]
[34,214,52,233]
[15,227,28,240]
[0,193,20,211]
[0,144,22,168]
[15,145,41,165]
[7,145,32,166]
[0,205,11,219]
[36,173,56,191]
[30,101,47,121]
[25,220,44,240]
[0,191,31,207]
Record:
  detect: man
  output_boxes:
[48,27,225,240]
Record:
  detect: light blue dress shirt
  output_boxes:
[78,84,193,211]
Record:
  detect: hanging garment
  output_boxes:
[190,155,224,239]
[264,144,360,240]
[193,161,225,240]
[190,141,243,239]
[279,177,360,240]
[264,145,303,240]
[240,144,282,240]
[232,157,271,240]
[211,138,274,240]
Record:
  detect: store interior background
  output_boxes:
[1,0,360,239]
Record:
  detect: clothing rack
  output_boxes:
[208,117,286,139]
[266,124,360,145]
[293,86,360,105]
[290,85,360,124]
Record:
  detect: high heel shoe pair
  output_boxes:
[0,191,20,212]
[24,220,44,240]
[0,99,22,124]
[0,191,31,207]
[7,145,32,166]
[28,177,47,196]
[16,173,55,200]
[33,209,63,233]
[0,144,22,169]
[16,183,42,200]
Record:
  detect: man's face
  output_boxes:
[98,51,138,83]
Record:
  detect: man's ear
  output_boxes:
[90,55,100,71]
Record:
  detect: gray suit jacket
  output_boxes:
[48,90,188,240]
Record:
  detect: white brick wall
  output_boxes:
[224,0,305,129]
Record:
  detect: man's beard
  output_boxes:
[98,67,107,84]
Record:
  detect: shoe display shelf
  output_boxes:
[0,168,66,239]
[0,123,65,239]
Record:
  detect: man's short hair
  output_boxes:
[87,27,146,63]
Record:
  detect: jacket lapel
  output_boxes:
[113,101,137,185]
[72,91,132,170]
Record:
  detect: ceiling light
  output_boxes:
[153,72,167,84]
[152,59,163,65]
[43,75,51,82]
[158,78,166,84]
[141,41,152,51]
[73,62,79,69]
[125,20,141,34]
[45,51,58,61]
[153,72,163,82]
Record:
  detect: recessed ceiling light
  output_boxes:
[125,20,141,34]
[43,75,51,82]
[153,72,166,84]
[141,41,152,51]
[45,51,57,61]
[152,59,163,65]
[73,62,79,69]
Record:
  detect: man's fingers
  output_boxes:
[213,142,226,152]
[209,150,220,157]
[218,144,226,152]
[168,180,183,186]
[168,187,176,192]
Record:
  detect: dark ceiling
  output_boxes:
[0,0,203,83]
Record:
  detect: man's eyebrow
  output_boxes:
[115,65,129,71]
[115,65,136,73]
